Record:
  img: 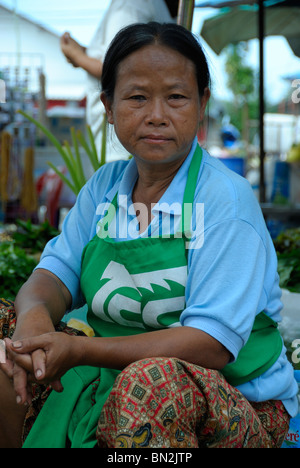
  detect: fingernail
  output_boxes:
[12,341,22,349]
[36,369,43,378]
[16,395,22,405]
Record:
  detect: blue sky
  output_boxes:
[1,0,300,103]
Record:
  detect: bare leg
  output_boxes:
[0,369,27,448]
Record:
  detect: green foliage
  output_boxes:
[223,43,258,141]
[0,220,61,300]
[0,241,38,300]
[12,219,60,253]
[274,227,300,254]
[225,43,255,102]
[274,228,300,293]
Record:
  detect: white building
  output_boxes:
[0,3,87,100]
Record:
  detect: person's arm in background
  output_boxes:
[60,32,103,79]
[59,0,174,81]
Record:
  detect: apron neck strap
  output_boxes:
[107,144,203,238]
[181,144,203,238]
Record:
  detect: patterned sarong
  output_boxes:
[0,299,290,448]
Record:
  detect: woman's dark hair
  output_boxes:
[101,22,210,101]
[164,0,180,18]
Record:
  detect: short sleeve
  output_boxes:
[181,219,268,360]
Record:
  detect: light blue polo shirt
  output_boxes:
[37,138,298,417]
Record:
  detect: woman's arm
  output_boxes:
[9,325,231,389]
[75,327,231,371]
[14,269,72,339]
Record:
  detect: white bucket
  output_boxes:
[279,289,300,346]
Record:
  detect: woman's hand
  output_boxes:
[6,332,80,390]
[0,342,33,405]
[1,269,74,406]
[1,338,64,406]
[0,309,56,406]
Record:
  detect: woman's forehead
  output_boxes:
[116,44,196,83]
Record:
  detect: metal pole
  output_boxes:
[258,0,266,203]
[178,0,195,29]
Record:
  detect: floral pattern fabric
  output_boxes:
[96,357,290,448]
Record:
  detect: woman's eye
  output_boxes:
[129,95,146,101]
[169,94,186,100]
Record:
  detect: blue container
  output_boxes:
[282,370,300,448]
[271,161,290,204]
[218,157,245,177]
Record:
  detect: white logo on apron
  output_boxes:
[91,261,187,329]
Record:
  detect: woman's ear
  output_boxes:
[100,92,114,124]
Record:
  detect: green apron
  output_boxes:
[23,144,282,448]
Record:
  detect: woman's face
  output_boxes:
[101,44,210,166]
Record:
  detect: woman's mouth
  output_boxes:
[142,135,172,144]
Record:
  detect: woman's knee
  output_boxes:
[119,357,180,383]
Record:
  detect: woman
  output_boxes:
[0,22,298,449]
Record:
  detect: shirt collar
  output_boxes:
[104,136,198,215]
[104,157,138,205]
[152,137,198,216]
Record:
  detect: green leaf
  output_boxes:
[76,130,99,172]
[18,108,107,195]
[87,125,100,169]
[46,162,77,194]
[100,116,107,167]
[62,141,82,193]
[17,110,68,162]
[71,127,86,187]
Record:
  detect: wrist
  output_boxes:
[71,49,86,67]
[14,305,55,340]
[71,335,91,367]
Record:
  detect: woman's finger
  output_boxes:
[50,379,64,393]
[13,363,31,406]
[10,333,54,355]
[31,348,47,381]
[5,338,33,373]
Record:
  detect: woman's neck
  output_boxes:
[131,158,184,232]
[132,158,184,206]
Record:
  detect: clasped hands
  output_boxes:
[0,332,77,406]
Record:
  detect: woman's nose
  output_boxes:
[145,99,168,126]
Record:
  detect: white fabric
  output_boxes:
[86,0,174,160]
